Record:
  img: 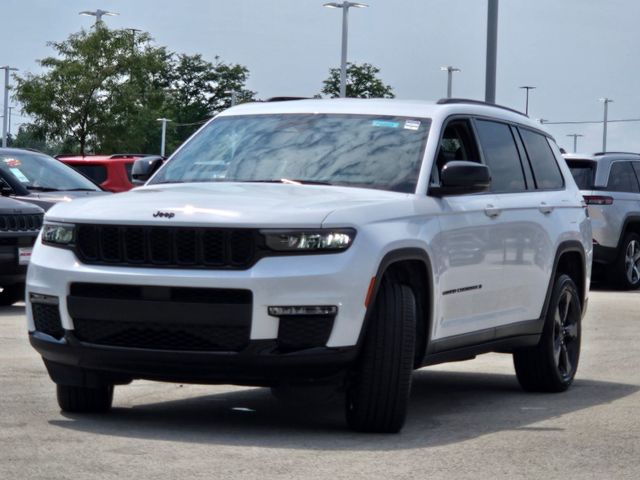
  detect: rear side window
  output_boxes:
[124,163,134,182]
[72,165,107,185]
[474,120,526,193]
[519,129,564,189]
[607,162,640,193]
[566,160,596,190]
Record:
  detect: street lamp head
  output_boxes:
[323,2,368,8]
[441,66,461,72]
[519,85,536,90]
[599,97,614,103]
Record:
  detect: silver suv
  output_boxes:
[565,152,640,289]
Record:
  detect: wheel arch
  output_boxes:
[358,248,434,367]
[618,216,640,248]
[543,241,587,319]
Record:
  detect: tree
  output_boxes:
[14,26,255,156]
[164,54,255,151]
[321,63,394,98]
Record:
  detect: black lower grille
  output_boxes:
[32,303,64,339]
[74,224,259,269]
[68,283,252,352]
[277,315,335,351]
[73,319,249,351]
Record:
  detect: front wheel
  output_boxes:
[56,384,114,413]
[345,277,416,433]
[513,274,581,392]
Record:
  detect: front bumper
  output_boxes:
[27,241,373,384]
[30,332,357,387]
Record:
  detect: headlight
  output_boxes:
[261,228,356,252]
[42,223,75,246]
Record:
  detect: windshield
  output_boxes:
[0,151,101,191]
[150,114,431,193]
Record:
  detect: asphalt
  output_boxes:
[1,287,639,479]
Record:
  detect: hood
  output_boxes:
[0,195,44,214]
[45,182,407,228]
[13,190,109,212]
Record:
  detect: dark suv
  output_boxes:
[0,197,43,305]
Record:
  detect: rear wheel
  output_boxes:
[610,233,640,290]
[0,284,24,306]
[513,274,581,392]
[345,276,416,433]
[56,384,114,413]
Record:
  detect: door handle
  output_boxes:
[539,202,554,214]
[484,204,501,218]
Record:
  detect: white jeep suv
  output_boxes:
[27,98,591,433]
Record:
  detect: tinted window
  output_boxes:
[474,120,525,193]
[124,163,134,182]
[73,165,107,185]
[607,162,640,193]
[151,114,431,193]
[566,160,596,190]
[519,129,564,189]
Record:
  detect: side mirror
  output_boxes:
[430,161,491,196]
[131,156,164,185]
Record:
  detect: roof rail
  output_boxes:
[437,98,528,118]
[593,151,640,157]
[265,96,312,102]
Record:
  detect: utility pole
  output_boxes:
[519,86,536,115]
[157,118,172,157]
[441,66,461,98]
[1,65,18,148]
[566,134,583,153]
[323,2,368,98]
[600,98,613,152]
[485,0,499,103]
[7,107,13,140]
[126,28,142,55]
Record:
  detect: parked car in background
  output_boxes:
[27,98,591,433]
[56,154,163,192]
[565,152,640,289]
[0,196,43,305]
[0,148,107,211]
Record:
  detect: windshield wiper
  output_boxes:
[25,186,61,192]
[240,178,333,186]
[61,188,99,192]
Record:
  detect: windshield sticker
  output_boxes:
[2,157,21,167]
[9,168,30,183]
[372,120,400,128]
[404,120,421,131]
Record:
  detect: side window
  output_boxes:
[432,119,480,183]
[474,119,526,193]
[607,162,640,193]
[519,128,564,189]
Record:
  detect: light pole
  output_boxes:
[566,133,583,153]
[1,65,18,148]
[600,98,613,152]
[519,86,536,115]
[323,2,368,98]
[79,9,119,26]
[441,66,461,98]
[157,118,172,157]
[126,28,142,54]
[485,0,499,103]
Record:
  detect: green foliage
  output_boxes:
[14,26,255,156]
[321,63,394,99]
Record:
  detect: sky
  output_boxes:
[2,0,640,154]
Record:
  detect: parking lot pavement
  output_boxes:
[1,288,639,480]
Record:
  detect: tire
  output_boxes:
[513,274,581,392]
[0,284,25,306]
[56,384,114,413]
[609,232,640,290]
[345,277,416,433]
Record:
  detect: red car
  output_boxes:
[56,154,145,192]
